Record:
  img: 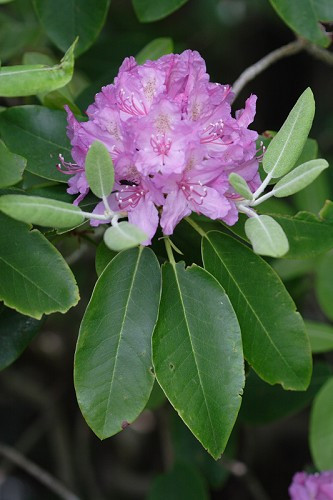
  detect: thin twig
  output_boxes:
[232,38,306,99]
[0,443,81,500]
[304,43,333,66]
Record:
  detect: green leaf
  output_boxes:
[320,200,333,222]
[263,88,315,178]
[269,0,332,47]
[132,0,189,22]
[240,363,331,425]
[145,380,166,410]
[0,39,77,97]
[315,252,333,321]
[0,213,79,319]
[270,212,333,259]
[85,140,114,199]
[153,262,244,459]
[104,222,147,252]
[33,0,111,56]
[202,231,312,390]
[0,194,85,228]
[0,140,26,188]
[95,240,117,277]
[310,377,333,470]
[273,258,314,281]
[0,106,71,183]
[306,320,333,353]
[245,215,289,258]
[136,37,174,64]
[74,247,161,439]
[0,304,42,371]
[273,159,329,198]
[228,173,253,200]
[148,463,209,500]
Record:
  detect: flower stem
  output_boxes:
[185,217,206,237]
[164,238,176,266]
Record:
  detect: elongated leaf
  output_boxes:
[136,38,174,64]
[0,304,42,371]
[85,141,114,199]
[33,0,111,56]
[0,213,79,319]
[245,215,289,258]
[104,222,147,251]
[75,247,161,438]
[153,262,244,459]
[148,463,209,500]
[0,106,71,182]
[0,194,85,228]
[270,212,333,259]
[306,321,333,354]
[269,0,332,47]
[263,88,315,178]
[240,363,331,425]
[202,231,312,390]
[132,0,189,22]
[310,377,333,470]
[315,252,333,321]
[0,39,76,97]
[273,159,329,197]
[228,173,253,200]
[0,140,26,188]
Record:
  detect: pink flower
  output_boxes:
[289,471,333,499]
[62,50,259,244]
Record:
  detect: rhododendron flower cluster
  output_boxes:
[60,50,260,244]
[289,471,333,499]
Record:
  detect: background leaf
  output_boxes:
[33,0,111,56]
[310,377,333,470]
[0,106,72,183]
[0,139,26,188]
[315,252,333,321]
[75,247,161,439]
[306,320,333,353]
[202,231,312,390]
[0,304,43,371]
[136,37,174,64]
[132,0,189,22]
[153,262,244,459]
[0,213,79,319]
[269,0,332,47]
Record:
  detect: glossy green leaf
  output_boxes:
[228,173,253,200]
[271,212,333,259]
[75,247,161,439]
[0,39,76,97]
[0,304,42,371]
[240,363,331,425]
[202,231,312,390]
[263,88,315,178]
[33,0,111,56]
[306,321,333,353]
[0,140,26,188]
[269,0,332,47]
[273,159,329,197]
[85,141,114,199]
[0,106,71,182]
[148,463,209,500]
[136,38,174,64]
[245,215,289,258]
[310,377,333,470]
[0,194,85,228]
[104,222,147,252]
[95,240,117,277]
[315,252,333,321]
[273,258,314,281]
[0,213,79,319]
[132,0,189,22]
[153,262,244,459]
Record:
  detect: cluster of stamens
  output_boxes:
[118,89,147,116]
[115,184,146,209]
[56,154,84,175]
[150,134,172,160]
[179,179,208,207]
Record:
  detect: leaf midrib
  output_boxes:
[172,264,219,450]
[101,248,142,435]
[207,236,303,385]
